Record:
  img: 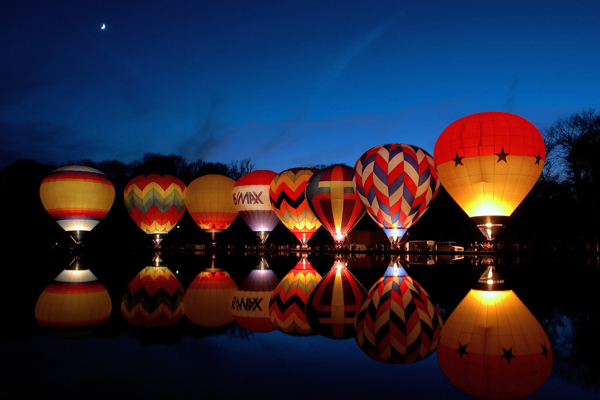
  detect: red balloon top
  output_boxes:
[235,170,278,186]
[434,112,546,165]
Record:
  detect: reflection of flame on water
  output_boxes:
[437,266,553,400]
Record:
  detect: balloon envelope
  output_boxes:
[437,267,552,400]
[121,266,185,327]
[305,165,365,244]
[354,144,439,242]
[355,262,442,363]
[269,258,322,336]
[35,269,111,336]
[270,167,321,245]
[232,264,279,333]
[434,112,545,238]
[306,260,367,340]
[234,170,280,243]
[39,165,115,237]
[124,174,186,238]
[184,268,238,328]
[186,175,238,232]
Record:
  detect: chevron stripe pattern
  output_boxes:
[40,165,115,232]
[184,269,238,328]
[353,144,439,232]
[269,168,322,243]
[268,259,322,336]
[121,266,185,328]
[124,174,186,235]
[355,266,443,364]
[305,165,365,242]
[305,261,367,340]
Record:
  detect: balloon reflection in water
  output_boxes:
[39,165,115,243]
[232,257,279,333]
[269,256,322,336]
[269,167,321,248]
[184,260,238,328]
[353,144,439,248]
[35,268,112,336]
[306,258,366,340]
[434,112,545,241]
[124,174,186,248]
[355,259,442,363]
[121,256,185,327]
[305,165,365,248]
[437,266,552,400]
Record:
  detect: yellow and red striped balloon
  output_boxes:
[186,175,238,232]
[40,165,115,237]
[270,168,321,246]
[124,174,186,238]
[35,269,112,336]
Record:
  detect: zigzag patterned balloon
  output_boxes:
[355,262,442,364]
[124,174,186,245]
[353,144,439,244]
[269,168,321,246]
[268,258,322,336]
[121,265,185,328]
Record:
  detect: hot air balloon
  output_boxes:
[121,255,185,327]
[233,170,280,246]
[232,257,279,333]
[437,265,552,400]
[353,144,439,248]
[35,266,112,336]
[306,258,366,340]
[184,259,238,328]
[355,258,442,364]
[434,112,545,240]
[270,168,322,248]
[186,174,238,245]
[39,165,115,243]
[269,256,322,336]
[124,174,186,247]
[305,165,365,248]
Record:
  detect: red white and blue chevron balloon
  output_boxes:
[353,144,439,243]
[354,262,443,364]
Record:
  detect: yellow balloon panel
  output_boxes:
[183,270,238,328]
[186,175,238,231]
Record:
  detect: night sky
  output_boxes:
[2,0,600,171]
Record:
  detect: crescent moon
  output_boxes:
[101,24,106,30]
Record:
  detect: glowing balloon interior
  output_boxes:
[124,174,186,247]
[354,144,439,246]
[184,268,238,328]
[39,165,115,242]
[434,112,545,240]
[270,167,322,247]
[305,165,365,247]
[234,170,280,246]
[186,174,238,240]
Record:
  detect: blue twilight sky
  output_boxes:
[2,0,600,172]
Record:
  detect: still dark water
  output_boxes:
[3,250,599,400]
